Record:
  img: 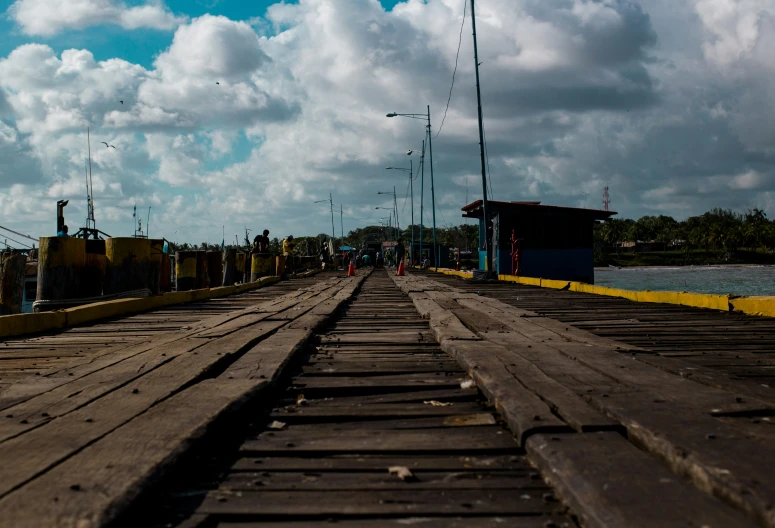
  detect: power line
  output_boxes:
[434,0,467,140]
[0,224,38,242]
[0,234,33,249]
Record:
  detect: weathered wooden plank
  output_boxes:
[210,518,567,528]
[440,340,571,443]
[242,426,517,453]
[231,454,530,472]
[526,432,756,528]
[0,318,289,497]
[0,379,266,528]
[196,489,558,516]
[584,392,775,528]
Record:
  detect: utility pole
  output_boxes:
[340,204,344,246]
[393,185,399,241]
[409,159,414,264]
[147,207,151,238]
[329,193,336,249]
[427,106,438,271]
[420,139,425,266]
[471,0,493,277]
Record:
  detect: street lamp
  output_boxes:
[386,106,438,270]
[377,188,399,240]
[386,161,414,264]
[375,206,394,240]
[314,193,336,251]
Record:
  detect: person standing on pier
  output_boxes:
[283,235,295,274]
[56,225,69,238]
[253,229,270,254]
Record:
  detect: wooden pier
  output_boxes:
[0,269,772,527]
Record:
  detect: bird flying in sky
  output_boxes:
[101,142,109,147]
[119,100,123,104]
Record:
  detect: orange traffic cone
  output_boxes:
[347,262,356,277]
[396,259,405,276]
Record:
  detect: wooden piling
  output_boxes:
[82,239,106,298]
[0,253,27,315]
[175,251,197,291]
[104,238,151,295]
[207,251,223,288]
[251,253,272,281]
[36,236,86,302]
[148,239,164,295]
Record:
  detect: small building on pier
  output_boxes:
[462,200,616,284]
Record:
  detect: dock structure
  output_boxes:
[0,269,772,527]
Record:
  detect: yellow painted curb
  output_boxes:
[729,297,775,318]
[0,274,294,339]
[0,312,66,338]
[426,268,775,317]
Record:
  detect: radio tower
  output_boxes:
[602,186,610,211]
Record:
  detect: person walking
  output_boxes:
[395,239,405,268]
[282,235,295,274]
[319,241,330,270]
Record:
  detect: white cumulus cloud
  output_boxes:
[7,0,186,36]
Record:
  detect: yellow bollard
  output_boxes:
[251,253,272,281]
[175,251,197,291]
[104,238,151,295]
[36,236,86,301]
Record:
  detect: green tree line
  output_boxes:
[597,208,772,252]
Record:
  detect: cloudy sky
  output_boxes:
[0,0,773,246]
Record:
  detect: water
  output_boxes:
[594,266,775,297]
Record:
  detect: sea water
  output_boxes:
[594,266,775,297]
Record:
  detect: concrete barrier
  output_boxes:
[0,272,301,339]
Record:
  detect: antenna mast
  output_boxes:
[603,186,611,211]
[87,127,95,230]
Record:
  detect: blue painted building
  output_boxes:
[462,200,616,284]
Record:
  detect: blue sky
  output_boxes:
[0,0,402,68]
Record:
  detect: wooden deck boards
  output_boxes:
[0,272,366,527]
[403,271,775,527]
[0,269,769,527]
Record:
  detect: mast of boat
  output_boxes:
[470,0,493,277]
[86,127,96,231]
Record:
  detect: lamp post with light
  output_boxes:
[386,107,437,270]
[386,161,413,264]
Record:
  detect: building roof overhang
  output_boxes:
[461,200,617,220]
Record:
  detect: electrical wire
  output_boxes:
[0,234,33,249]
[434,0,467,140]
[0,224,38,242]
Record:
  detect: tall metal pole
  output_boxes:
[147,207,151,238]
[426,105,438,270]
[329,193,335,249]
[471,0,492,275]
[340,204,344,246]
[87,127,95,230]
[410,159,414,265]
[419,139,425,266]
[393,185,399,241]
